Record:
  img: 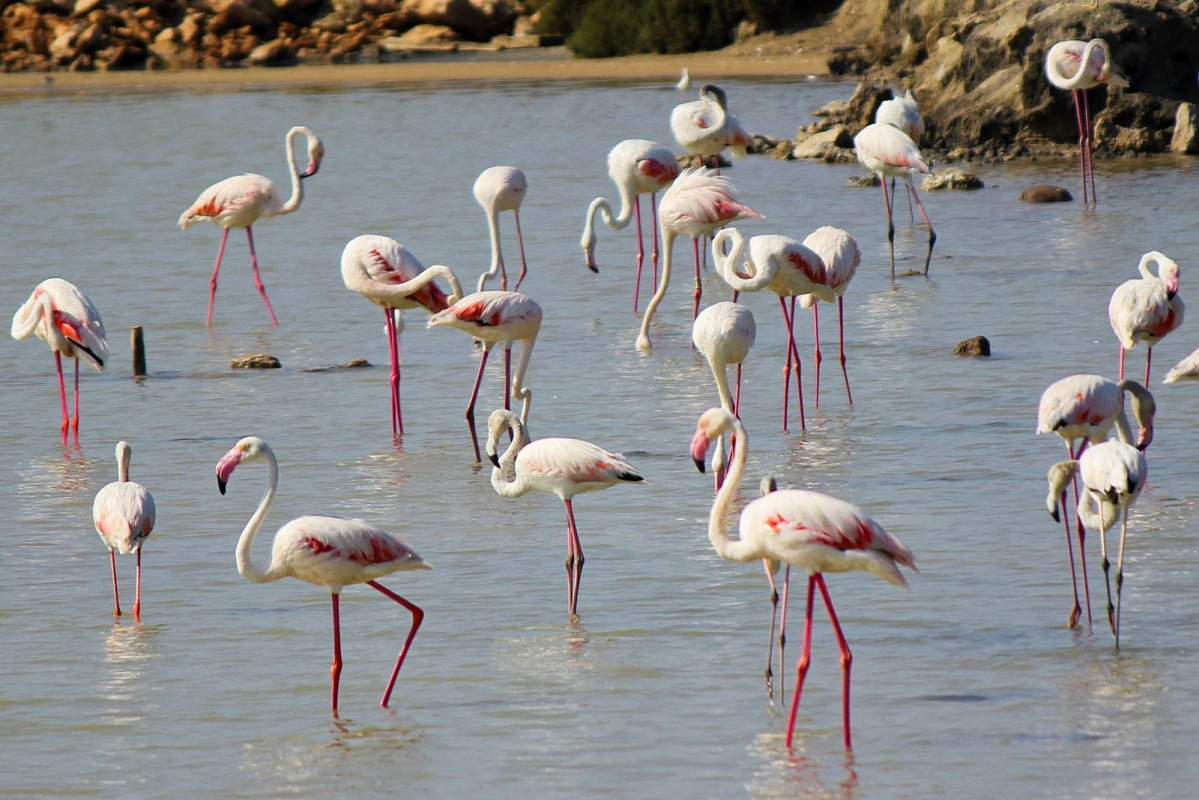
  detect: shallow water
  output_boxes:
[2,76,1199,798]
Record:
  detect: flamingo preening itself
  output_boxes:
[93,441,156,622]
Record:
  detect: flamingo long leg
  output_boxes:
[880,176,896,275]
[650,193,661,290]
[71,357,81,446]
[784,575,817,748]
[385,309,402,436]
[564,499,585,617]
[908,182,937,274]
[692,236,702,323]
[814,575,854,751]
[55,351,69,444]
[245,227,279,327]
[764,561,779,700]
[1113,510,1129,648]
[1070,441,1094,627]
[330,592,343,714]
[1118,346,1126,381]
[812,303,823,407]
[109,549,121,619]
[1082,89,1097,204]
[633,196,645,312]
[465,347,492,463]
[1098,510,1116,635]
[369,580,425,707]
[133,549,142,623]
[778,565,791,706]
[511,211,529,292]
[838,296,853,407]
[206,227,230,327]
[1059,488,1083,629]
[1071,90,1089,204]
[1145,347,1153,387]
[782,297,807,432]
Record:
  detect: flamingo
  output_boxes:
[581,139,681,311]
[853,121,935,275]
[690,407,915,749]
[637,167,763,351]
[798,226,861,407]
[427,291,542,462]
[474,166,529,293]
[1045,38,1128,204]
[11,278,108,446]
[341,235,464,436]
[873,89,924,221]
[178,125,324,327]
[711,227,833,433]
[1037,375,1156,627]
[92,441,156,622]
[691,301,756,488]
[1163,348,1199,383]
[676,67,691,92]
[1109,251,1184,384]
[484,409,642,619]
[1047,439,1146,647]
[670,84,749,168]
[215,436,430,712]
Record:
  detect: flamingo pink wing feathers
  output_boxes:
[802,226,861,294]
[178,173,275,229]
[276,515,429,589]
[347,235,449,313]
[93,482,156,555]
[854,123,931,177]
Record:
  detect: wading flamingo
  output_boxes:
[670,84,749,168]
[853,122,935,275]
[690,407,915,750]
[341,235,463,436]
[474,166,529,292]
[178,125,324,327]
[1045,38,1128,204]
[92,441,156,622]
[874,90,924,221]
[1109,251,1184,384]
[691,301,756,488]
[676,67,691,92]
[1164,348,1199,383]
[428,291,542,462]
[216,436,430,713]
[1047,439,1146,648]
[11,278,108,446]
[711,227,833,433]
[581,139,681,311]
[799,226,861,407]
[1037,375,1155,627]
[637,167,762,350]
[485,409,642,619]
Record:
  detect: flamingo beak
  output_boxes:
[301,160,321,179]
[488,451,501,468]
[690,427,711,473]
[217,477,227,495]
[216,448,243,494]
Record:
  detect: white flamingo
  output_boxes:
[92,441,156,622]
[474,166,529,292]
[1109,251,1184,384]
[853,122,935,274]
[798,226,861,407]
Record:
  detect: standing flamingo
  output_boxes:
[798,226,861,407]
[92,441,156,622]
[670,84,748,168]
[874,90,924,222]
[215,436,430,712]
[484,409,642,619]
[581,139,681,311]
[1046,439,1146,648]
[11,278,108,446]
[637,167,763,350]
[1045,39,1128,204]
[341,235,463,436]
[1037,375,1156,627]
[711,227,833,433]
[427,291,542,462]
[1163,347,1199,383]
[1109,251,1184,384]
[690,407,915,749]
[691,301,756,488]
[474,166,530,293]
[178,125,324,327]
[676,67,691,92]
[853,122,935,275]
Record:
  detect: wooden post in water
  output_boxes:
[131,326,146,377]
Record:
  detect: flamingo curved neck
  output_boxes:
[713,229,772,292]
[348,263,463,307]
[490,413,530,498]
[708,414,760,562]
[477,210,504,292]
[1054,39,1104,90]
[11,292,52,341]
[582,190,635,252]
[510,337,536,430]
[236,450,283,584]
[117,445,131,483]
[637,228,679,349]
[275,127,306,217]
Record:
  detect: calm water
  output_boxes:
[2,74,1198,799]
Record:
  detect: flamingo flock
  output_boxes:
[11,44,1181,753]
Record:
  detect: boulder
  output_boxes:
[390,23,459,45]
[921,168,983,190]
[1170,102,1199,154]
[398,0,516,41]
[247,37,294,64]
[231,353,281,369]
[1019,185,1072,203]
[954,336,991,357]
[792,125,853,159]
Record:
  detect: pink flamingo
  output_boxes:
[581,139,680,311]
[1047,438,1146,647]
[690,407,915,749]
[485,409,642,618]
[799,226,861,407]
[474,166,529,292]
[92,441,156,622]
[1109,251,1184,383]
[874,90,924,221]
[637,167,762,350]
[691,300,756,488]
[711,227,832,433]
[341,235,464,436]
[1037,374,1156,628]
[1045,39,1128,204]
[216,436,430,713]
[853,121,935,275]
[671,84,749,168]
[11,278,108,446]
[178,126,324,327]
[1164,347,1199,383]
[427,291,543,462]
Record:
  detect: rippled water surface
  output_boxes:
[2,74,1199,798]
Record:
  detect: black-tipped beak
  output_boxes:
[694,457,706,474]
[1049,507,1060,523]
[488,452,500,468]
[218,477,227,495]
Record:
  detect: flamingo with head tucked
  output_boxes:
[1045,38,1128,204]
[178,125,324,327]
[341,235,463,436]
[215,436,430,713]
[581,139,680,311]
[474,166,529,292]
[874,89,924,221]
[484,409,642,619]
[691,407,915,750]
[1109,251,1184,384]
[11,278,108,446]
[798,226,861,407]
[93,441,156,622]
[853,122,935,275]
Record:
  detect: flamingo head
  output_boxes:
[691,407,735,473]
[301,134,325,179]
[216,436,269,494]
[1160,261,1180,299]
[1045,461,1079,522]
[582,238,598,273]
[484,409,519,467]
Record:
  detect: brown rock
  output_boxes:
[399,0,516,41]
[1170,102,1199,154]
[248,37,294,63]
[1020,185,1072,203]
[954,336,991,357]
[231,353,281,369]
[211,0,276,30]
[921,168,984,191]
[391,22,459,45]
[793,125,852,159]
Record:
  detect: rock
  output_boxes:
[211,0,277,30]
[792,125,853,159]
[248,37,294,64]
[1020,185,1071,203]
[388,23,460,46]
[300,358,372,372]
[954,336,991,357]
[847,173,880,187]
[72,0,103,16]
[921,168,984,190]
[398,0,516,42]
[231,353,281,369]
[1171,102,1199,154]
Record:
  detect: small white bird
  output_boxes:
[676,67,691,92]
